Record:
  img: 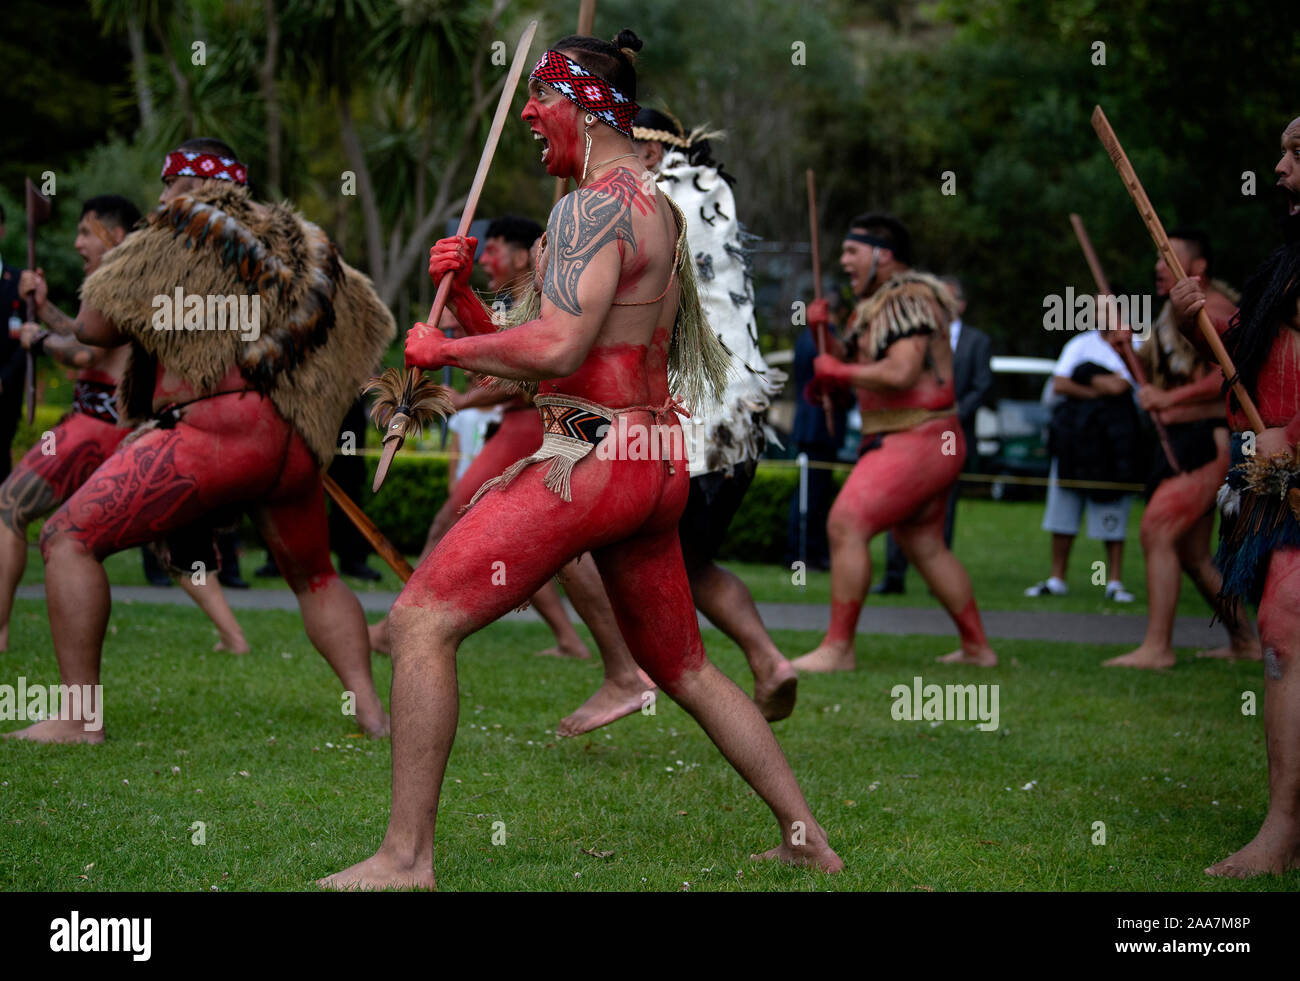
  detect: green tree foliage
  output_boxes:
[12,0,1299,361]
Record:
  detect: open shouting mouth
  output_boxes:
[532,128,550,163]
[1279,179,1300,216]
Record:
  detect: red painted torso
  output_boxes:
[1229,327,1300,430]
[853,330,956,414]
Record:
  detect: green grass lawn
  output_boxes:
[735,497,1215,617]
[0,601,1282,891]
[19,498,1215,621]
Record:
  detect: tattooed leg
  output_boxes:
[0,467,59,651]
[0,414,125,651]
[14,401,381,742]
[324,433,840,889]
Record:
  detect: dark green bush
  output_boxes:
[352,456,844,562]
[359,454,450,555]
[718,463,848,564]
[352,456,844,563]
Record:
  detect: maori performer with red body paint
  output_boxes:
[366,215,625,665]
[5,195,247,656]
[323,31,841,889]
[554,106,797,737]
[4,138,394,743]
[1175,114,1300,877]
[792,214,997,672]
[1104,229,1259,669]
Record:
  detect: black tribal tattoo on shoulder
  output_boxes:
[543,171,643,317]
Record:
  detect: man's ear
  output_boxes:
[1188,256,1208,280]
[638,141,664,171]
[111,227,127,246]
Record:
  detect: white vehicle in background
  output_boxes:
[765,350,1057,499]
[975,356,1057,499]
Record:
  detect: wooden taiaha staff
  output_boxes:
[1091,105,1265,435]
[552,0,598,207]
[322,473,414,581]
[805,168,836,436]
[24,178,52,425]
[1068,211,1180,473]
[369,19,539,492]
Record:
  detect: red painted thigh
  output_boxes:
[395,451,664,636]
[833,421,961,536]
[447,409,543,512]
[592,526,705,690]
[255,431,337,592]
[1258,548,1300,662]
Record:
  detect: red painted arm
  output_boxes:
[1160,367,1225,408]
[1285,412,1300,448]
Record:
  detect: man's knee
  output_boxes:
[39,514,92,564]
[893,526,934,564]
[1257,615,1296,681]
[1257,554,1300,678]
[0,502,26,539]
[0,469,58,538]
[635,644,708,698]
[389,598,465,653]
[282,566,340,596]
[827,507,863,544]
[1138,514,1169,552]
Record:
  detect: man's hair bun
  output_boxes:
[615,29,643,61]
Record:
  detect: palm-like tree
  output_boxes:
[90,0,169,132]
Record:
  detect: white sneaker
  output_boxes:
[1106,581,1134,603]
[1025,577,1068,597]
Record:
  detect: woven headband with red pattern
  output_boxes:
[529,49,639,137]
[161,150,248,186]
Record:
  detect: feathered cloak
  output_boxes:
[80,184,395,468]
[657,149,785,476]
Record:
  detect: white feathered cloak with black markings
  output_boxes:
[80,184,395,468]
[657,149,785,476]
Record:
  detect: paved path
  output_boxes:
[16,585,1221,647]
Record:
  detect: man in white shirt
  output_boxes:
[1025,303,1140,601]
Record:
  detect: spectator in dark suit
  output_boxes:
[785,304,848,570]
[0,203,29,482]
[876,275,991,593]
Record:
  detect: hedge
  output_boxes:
[359,454,844,563]
[13,414,837,564]
[359,455,450,555]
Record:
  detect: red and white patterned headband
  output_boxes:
[529,49,639,137]
[161,150,248,186]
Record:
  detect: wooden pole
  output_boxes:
[1090,106,1265,435]
[323,474,413,582]
[372,20,538,491]
[806,168,835,436]
[1068,212,1180,473]
[806,170,823,309]
[23,179,51,426]
[1068,213,1111,295]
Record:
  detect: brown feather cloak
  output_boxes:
[80,184,395,468]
